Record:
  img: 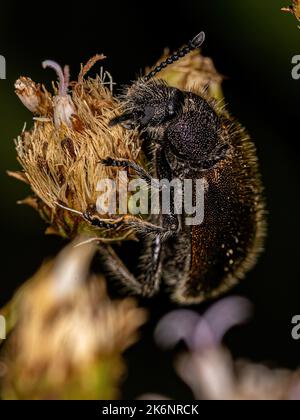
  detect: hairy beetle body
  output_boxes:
[164,112,265,303]
[107,76,266,303]
[59,32,266,304]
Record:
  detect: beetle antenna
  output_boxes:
[54,201,84,217]
[144,31,205,82]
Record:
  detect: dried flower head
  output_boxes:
[10,56,143,241]
[0,239,146,400]
[148,49,224,101]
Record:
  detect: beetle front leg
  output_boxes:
[109,112,136,129]
[83,210,177,240]
[83,209,123,229]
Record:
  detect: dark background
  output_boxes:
[1,0,300,399]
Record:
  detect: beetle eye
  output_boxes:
[168,89,184,117]
[168,102,175,116]
[140,106,155,125]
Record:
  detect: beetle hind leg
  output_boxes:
[98,238,162,298]
[138,235,162,297]
[98,245,144,295]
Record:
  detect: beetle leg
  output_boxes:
[83,208,177,240]
[122,214,179,241]
[98,237,162,297]
[138,234,162,296]
[100,157,159,189]
[98,245,144,295]
[83,209,123,229]
[109,112,135,128]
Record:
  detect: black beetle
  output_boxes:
[58,32,266,304]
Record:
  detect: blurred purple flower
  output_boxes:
[154,296,253,352]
